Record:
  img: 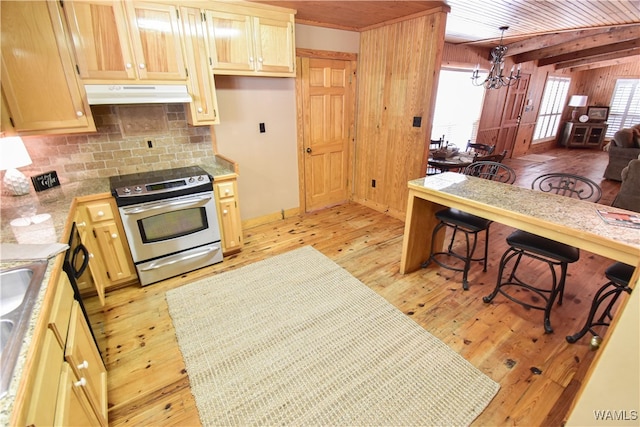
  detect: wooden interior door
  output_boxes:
[495,74,530,156]
[300,57,354,212]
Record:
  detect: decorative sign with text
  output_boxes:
[31,171,60,192]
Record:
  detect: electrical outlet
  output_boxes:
[147,140,154,148]
[413,116,422,127]
[372,179,376,188]
[259,123,266,133]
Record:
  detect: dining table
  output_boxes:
[400,172,640,424]
[427,152,476,173]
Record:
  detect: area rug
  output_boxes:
[166,246,499,426]
[516,153,557,162]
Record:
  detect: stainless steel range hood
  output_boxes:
[85,84,192,105]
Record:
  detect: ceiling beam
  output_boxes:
[510,25,640,63]
[567,55,640,72]
[556,49,640,70]
[538,39,640,67]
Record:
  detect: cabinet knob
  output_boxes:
[197,107,203,113]
[89,253,94,258]
[249,56,254,62]
[77,221,86,227]
[111,233,118,239]
[258,57,263,63]
[97,211,104,217]
[74,378,87,388]
[126,63,132,69]
[225,189,230,194]
[77,360,89,370]
[223,209,228,215]
[139,63,146,69]
[76,111,84,117]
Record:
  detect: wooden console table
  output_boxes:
[400,173,639,424]
[558,122,608,149]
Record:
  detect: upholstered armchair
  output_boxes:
[604,124,640,181]
[612,157,640,213]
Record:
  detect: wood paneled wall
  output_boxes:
[573,61,640,107]
[352,9,447,219]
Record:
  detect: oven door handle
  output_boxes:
[122,194,212,215]
[139,246,218,271]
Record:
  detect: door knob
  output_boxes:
[306,147,312,153]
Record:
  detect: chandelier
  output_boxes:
[471,26,521,90]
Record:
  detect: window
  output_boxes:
[606,79,640,137]
[533,76,570,142]
[431,69,485,146]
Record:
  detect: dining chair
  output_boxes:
[430,135,444,150]
[483,173,603,334]
[465,141,495,156]
[426,135,445,175]
[566,262,633,348]
[421,161,516,290]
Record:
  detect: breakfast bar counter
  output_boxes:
[401,173,640,275]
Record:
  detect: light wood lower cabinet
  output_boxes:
[75,195,137,299]
[24,274,107,426]
[215,178,243,254]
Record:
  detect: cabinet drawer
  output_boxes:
[48,273,74,348]
[216,182,235,198]
[86,203,114,222]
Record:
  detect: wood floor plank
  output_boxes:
[85,148,625,426]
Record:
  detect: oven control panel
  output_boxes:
[109,166,214,205]
[113,174,211,198]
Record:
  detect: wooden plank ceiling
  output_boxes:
[254,0,640,71]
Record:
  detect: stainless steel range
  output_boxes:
[110,166,222,286]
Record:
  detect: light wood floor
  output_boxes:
[85,148,624,426]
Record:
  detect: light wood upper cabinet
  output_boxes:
[252,16,295,75]
[205,7,295,77]
[206,10,255,73]
[0,1,95,134]
[63,0,137,80]
[124,1,187,81]
[180,6,220,125]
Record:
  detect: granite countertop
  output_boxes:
[409,174,640,251]
[0,160,235,423]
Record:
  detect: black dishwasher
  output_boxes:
[62,222,102,360]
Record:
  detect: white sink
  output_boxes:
[0,268,33,317]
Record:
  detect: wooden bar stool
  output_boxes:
[566,262,633,347]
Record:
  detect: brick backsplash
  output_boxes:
[18,104,217,184]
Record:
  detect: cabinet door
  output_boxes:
[54,363,101,427]
[93,221,136,282]
[180,7,220,125]
[48,272,75,349]
[252,16,294,74]
[0,1,95,133]
[63,0,136,80]
[25,330,64,426]
[218,198,242,252]
[66,301,108,427]
[75,207,108,305]
[124,2,187,81]
[206,10,255,72]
